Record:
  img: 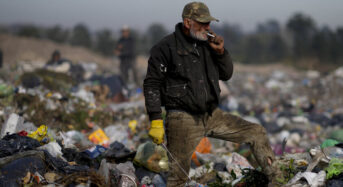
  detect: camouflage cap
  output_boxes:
[182,2,219,23]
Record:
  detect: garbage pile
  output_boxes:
[215,67,343,186]
[221,68,343,154]
[0,61,343,187]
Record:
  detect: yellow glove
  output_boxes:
[148,120,165,145]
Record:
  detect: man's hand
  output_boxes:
[148,120,165,144]
[208,32,225,55]
[114,44,123,56]
[114,49,120,56]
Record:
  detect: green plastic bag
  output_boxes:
[0,83,13,97]
[325,158,343,179]
[321,139,340,148]
[330,129,343,142]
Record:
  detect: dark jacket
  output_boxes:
[117,37,135,60]
[0,49,2,68]
[144,23,233,120]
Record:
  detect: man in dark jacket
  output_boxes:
[0,48,3,68]
[115,26,138,85]
[45,50,73,67]
[144,2,281,186]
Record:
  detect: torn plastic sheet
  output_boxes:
[0,150,46,186]
[37,141,64,159]
[0,113,24,138]
[97,159,117,185]
[115,161,138,187]
[0,133,41,158]
[287,171,326,187]
[103,141,136,162]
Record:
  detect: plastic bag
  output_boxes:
[321,139,340,148]
[0,113,24,138]
[287,171,326,187]
[103,141,136,162]
[84,145,107,159]
[326,158,343,179]
[0,133,41,158]
[0,150,46,186]
[88,128,110,147]
[37,141,63,159]
[330,129,343,142]
[133,142,168,173]
[28,125,54,144]
[104,125,129,145]
[128,120,137,133]
[116,161,138,187]
[0,83,14,97]
[191,137,212,166]
[97,159,117,185]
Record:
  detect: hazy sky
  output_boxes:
[0,0,342,33]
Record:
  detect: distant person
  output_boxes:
[0,49,3,68]
[45,50,84,83]
[46,50,70,66]
[114,25,138,86]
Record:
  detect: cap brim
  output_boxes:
[196,16,219,23]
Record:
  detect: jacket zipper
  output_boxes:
[168,83,187,88]
[203,83,208,103]
[167,84,187,93]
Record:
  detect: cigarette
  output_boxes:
[206,32,215,38]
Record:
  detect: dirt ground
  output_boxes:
[0,33,301,77]
[0,34,118,72]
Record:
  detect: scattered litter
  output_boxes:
[1,59,343,186]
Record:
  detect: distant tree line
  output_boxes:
[212,13,343,67]
[0,12,342,67]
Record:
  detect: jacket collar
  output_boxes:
[174,22,206,56]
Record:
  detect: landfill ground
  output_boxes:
[1,45,343,186]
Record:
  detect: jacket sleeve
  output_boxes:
[213,48,234,81]
[143,45,168,121]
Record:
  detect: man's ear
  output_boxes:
[183,18,191,29]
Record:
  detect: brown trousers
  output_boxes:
[165,108,276,187]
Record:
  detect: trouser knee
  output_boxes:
[253,124,268,139]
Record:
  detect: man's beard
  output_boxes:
[190,24,207,41]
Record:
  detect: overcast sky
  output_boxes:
[0,0,342,33]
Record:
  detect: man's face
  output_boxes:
[122,30,130,38]
[53,54,60,61]
[189,19,210,41]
